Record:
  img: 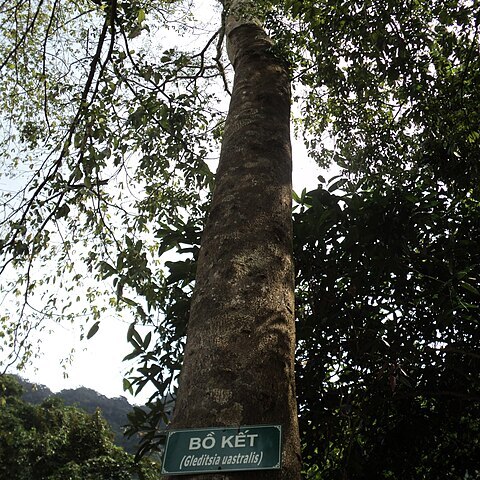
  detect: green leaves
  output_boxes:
[460,281,480,297]
[271,0,480,189]
[327,176,348,193]
[0,0,220,371]
[287,12,480,474]
[127,323,144,349]
[86,321,100,340]
[137,8,146,24]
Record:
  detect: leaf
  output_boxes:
[123,378,133,394]
[123,349,142,361]
[127,323,143,347]
[327,178,348,192]
[165,260,196,285]
[137,8,145,24]
[128,26,142,39]
[405,193,419,203]
[55,204,70,219]
[460,281,480,296]
[122,296,138,307]
[86,321,100,339]
[143,331,152,349]
[98,261,116,278]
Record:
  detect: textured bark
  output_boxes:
[167,19,301,480]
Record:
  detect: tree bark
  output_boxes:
[167,13,301,480]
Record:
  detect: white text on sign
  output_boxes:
[188,432,259,450]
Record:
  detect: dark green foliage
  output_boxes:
[294,171,480,478]
[265,1,480,477]
[268,0,480,189]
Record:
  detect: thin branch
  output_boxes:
[42,0,60,133]
[0,0,45,72]
[214,8,232,95]
[0,0,27,15]
[1,10,112,275]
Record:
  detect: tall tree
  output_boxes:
[167,1,301,479]
[0,0,303,475]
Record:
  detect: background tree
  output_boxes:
[284,0,480,477]
[0,0,219,374]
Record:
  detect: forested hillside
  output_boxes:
[0,375,159,479]
[17,376,142,453]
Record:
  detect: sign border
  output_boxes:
[161,424,282,476]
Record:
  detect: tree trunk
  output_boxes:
[167,10,301,480]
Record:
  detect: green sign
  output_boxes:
[161,425,282,475]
